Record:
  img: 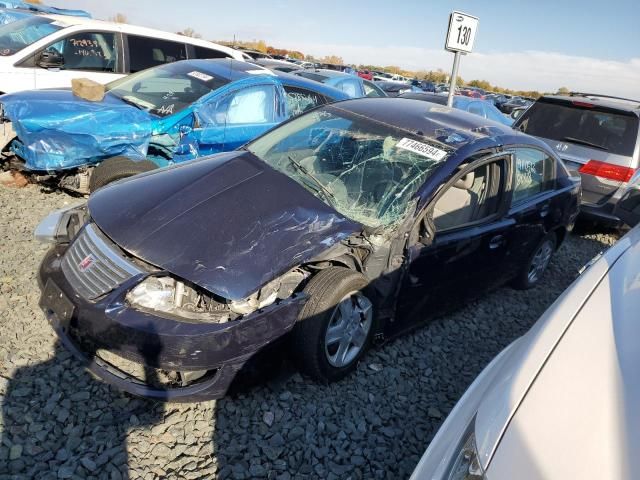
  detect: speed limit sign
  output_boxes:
[445,11,479,53]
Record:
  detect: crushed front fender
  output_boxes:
[38,245,307,401]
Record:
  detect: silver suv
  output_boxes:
[514,93,639,225]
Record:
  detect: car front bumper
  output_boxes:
[38,245,306,402]
[579,201,623,227]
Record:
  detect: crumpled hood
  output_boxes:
[1,89,153,170]
[88,151,361,300]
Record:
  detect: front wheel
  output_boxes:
[290,267,374,383]
[89,156,157,192]
[513,232,556,290]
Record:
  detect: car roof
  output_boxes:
[331,98,538,154]
[254,58,302,69]
[162,59,276,82]
[400,93,506,112]
[377,81,410,89]
[297,69,353,79]
[327,98,551,207]
[540,93,640,114]
[41,14,241,59]
[143,60,348,101]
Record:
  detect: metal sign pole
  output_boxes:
[447,51,461,108]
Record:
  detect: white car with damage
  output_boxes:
[0,13,242,95]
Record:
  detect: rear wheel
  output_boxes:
[89,156,157,192]
[290,267,374,383]
[513,232,556,289]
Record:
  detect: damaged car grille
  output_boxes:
[62,224,143,300]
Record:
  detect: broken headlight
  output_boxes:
[126,276,233,323]
[228,269,308,315]
[127,269,309,321]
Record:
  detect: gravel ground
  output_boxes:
[0,183,619,480]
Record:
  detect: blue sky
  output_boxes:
[51,0,640,96]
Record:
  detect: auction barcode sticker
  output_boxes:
[396,138,447,161]
[187,71,213,82]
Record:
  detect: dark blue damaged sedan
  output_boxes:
[36,98,580,401]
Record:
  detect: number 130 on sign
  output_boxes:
[445,11,479,54]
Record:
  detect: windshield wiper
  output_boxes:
[118,95,145,111]
[287,155,336,204]
[562,137,609,152]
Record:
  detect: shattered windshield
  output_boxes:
[0,16,62,56]
[247,106,449,228]
[106,63,230,117]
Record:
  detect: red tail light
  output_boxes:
[579,160,636,182]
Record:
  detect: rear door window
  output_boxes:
[517,100,639,157]
[483,103,508,123]
[363,81,386,98]
[282,86,325,117]
[335,78,362,98]
[467,101,485,117]
[510,147,555,204]
[192,45,230,59]
[127,35,187,73]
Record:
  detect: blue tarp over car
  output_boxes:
[0,59,349,172]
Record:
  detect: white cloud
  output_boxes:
[288,41,640,97]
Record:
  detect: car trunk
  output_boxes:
[516,98,639,206]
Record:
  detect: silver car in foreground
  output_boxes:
[410,181,640,480]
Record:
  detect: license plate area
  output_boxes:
[41,279,75,328]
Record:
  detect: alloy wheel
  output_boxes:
[324,291,373,368]
[527,240,554,284]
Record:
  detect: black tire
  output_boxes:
[290,267,374,383]
[512,231,557,290]
[89,156,157,192]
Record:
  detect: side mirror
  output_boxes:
[418,215,435,246]
[510,108,525,120]
[37,49,64,69]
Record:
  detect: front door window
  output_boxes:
[45,31,117,72]
[431,160,505,232]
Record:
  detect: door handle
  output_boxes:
[540,203,550,218]
[489,235,505,249]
